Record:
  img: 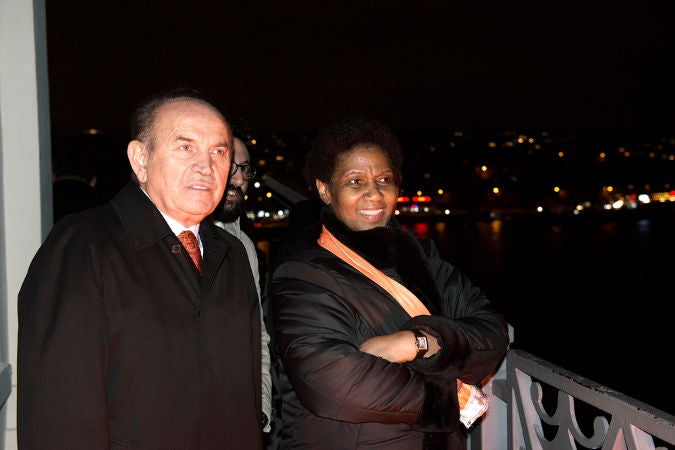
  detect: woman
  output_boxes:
[270,117,509,449]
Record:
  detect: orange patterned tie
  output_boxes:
[177,230,203,274]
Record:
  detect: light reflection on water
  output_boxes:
[401,214,675,415]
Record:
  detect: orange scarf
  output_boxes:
[318,225,488,428]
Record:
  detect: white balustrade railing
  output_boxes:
[469,349,675,450]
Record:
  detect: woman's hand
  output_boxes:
[359,330,441,363]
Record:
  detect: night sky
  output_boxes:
[46,1,675,137]
[44,3,675,415]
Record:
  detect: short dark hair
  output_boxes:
[229,118,255,156]
[306,117,403,186]
[129,87,222,150]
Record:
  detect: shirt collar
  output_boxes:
[139,185,202,248]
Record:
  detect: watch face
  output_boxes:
[415,335,428,351]
[412,330,428,359]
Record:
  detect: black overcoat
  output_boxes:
[18,181,263,449]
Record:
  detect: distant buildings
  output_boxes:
[53,128,675,225]
[242,129,675,224]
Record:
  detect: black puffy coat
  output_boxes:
[270,209,509,449]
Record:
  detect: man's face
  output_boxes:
[128,99,232,227]
[221,138,251,222]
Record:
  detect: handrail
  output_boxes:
[469,349,675,449]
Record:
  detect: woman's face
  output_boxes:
[316,145,399,231]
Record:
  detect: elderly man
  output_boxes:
[18,89,263,449]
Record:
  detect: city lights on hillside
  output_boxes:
[228,127,674,226]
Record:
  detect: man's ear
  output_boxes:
[127,140,148,183]
[315,179,331,205]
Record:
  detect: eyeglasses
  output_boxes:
[229,162,257,181]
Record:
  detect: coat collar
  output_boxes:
[111,181,231,292]
[111,181,175,249]
[322,206,410,269]
[321,206,443,314]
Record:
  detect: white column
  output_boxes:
[0,0,52,448]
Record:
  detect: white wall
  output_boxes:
[0,0,52,448]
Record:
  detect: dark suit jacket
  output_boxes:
[18,181,263,449]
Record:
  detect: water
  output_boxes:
[400,210,675,415]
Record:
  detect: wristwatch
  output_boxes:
[412,329,428,359]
